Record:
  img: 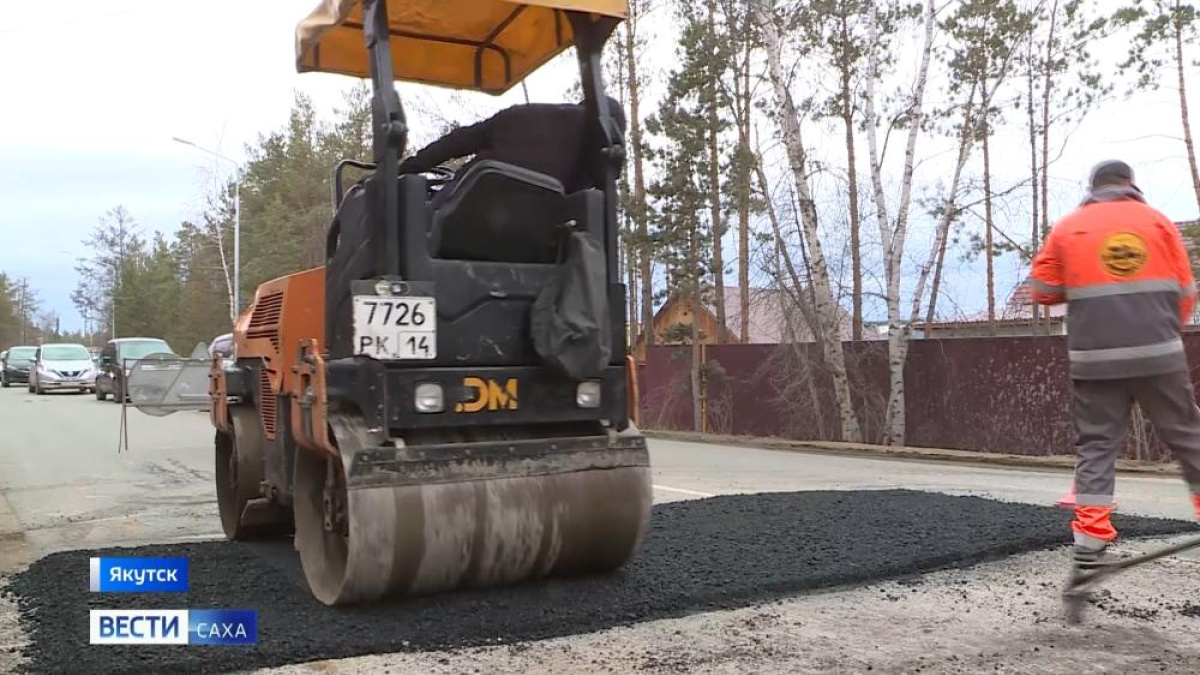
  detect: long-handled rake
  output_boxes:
[1063,535,1200,624]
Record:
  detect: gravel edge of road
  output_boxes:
[644,430,1182,476]
[0,492,30,673]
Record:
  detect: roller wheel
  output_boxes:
[293,445,353,605]
[294,413,653,606]
[216,407,290,540]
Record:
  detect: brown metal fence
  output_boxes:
[639,336,1200,461]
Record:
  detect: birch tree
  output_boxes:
[873,0,1032,443]
[753,0,862,443]
[862,0,936,446]
[790,0,871,342]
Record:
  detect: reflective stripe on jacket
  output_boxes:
[1031,195,1196,380]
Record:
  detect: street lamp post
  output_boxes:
[173,137,241,322]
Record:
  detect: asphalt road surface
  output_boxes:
[2,386,1200,673]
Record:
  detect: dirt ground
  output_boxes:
[262,535,1200,675]
[4,492,1197,674]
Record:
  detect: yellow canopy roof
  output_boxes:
[296,0,627,94]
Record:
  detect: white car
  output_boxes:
[28,343,97,395]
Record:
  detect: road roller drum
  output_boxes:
[293,414,652,605]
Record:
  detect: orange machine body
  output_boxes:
[214,267,325,441]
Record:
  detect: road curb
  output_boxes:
[643,430,1184,477]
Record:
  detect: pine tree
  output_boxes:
[942,0,1034,329]
[622,0,656,348]
[716,0,759,345]
[238,93,332,294]
[0,274,18,348]
[1117,0,1200,210]
[648,17,718,431]
[1017,0,1108,324]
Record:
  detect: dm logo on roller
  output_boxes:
[89,557,189,593]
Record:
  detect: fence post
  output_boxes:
[700,342,708,434]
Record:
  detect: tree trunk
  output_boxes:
[625,2,653,347]
[908,108,981,406]
[925,79,981,326]
[1174,9,1200,210]
[707,0,726,341]
[863,0,936,446]
[738,40,752,344]
[707,132,725,340]
[755,149,822,344]
[842,14,863,343]
[792,195,824,343]
[1028,32,1040,327]
[1040,0,1057,239]
[614,29,638,344]
[626,237,638,344]
[926,227,950,325]
[204,196,237,325]
[754,0,862,443]
[983,79,996,330]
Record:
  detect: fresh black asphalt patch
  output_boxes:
[4,489,1198,674]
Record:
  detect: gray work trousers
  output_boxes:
[1073,370,1200,505]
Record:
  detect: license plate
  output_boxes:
[352,295,436,360]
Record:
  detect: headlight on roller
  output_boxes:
[414,383,444,413]
[576,381,601,408]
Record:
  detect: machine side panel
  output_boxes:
[234,267,326,440]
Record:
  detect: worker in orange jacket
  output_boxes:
[1032,160,1200,569]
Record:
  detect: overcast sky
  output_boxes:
[1,0,1197,332]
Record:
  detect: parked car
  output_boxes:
[1,346,37,388]
[28,343,97,395]
[95,337,175,402]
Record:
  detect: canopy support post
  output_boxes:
[568,12,624,287]
[364,0,407,277]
